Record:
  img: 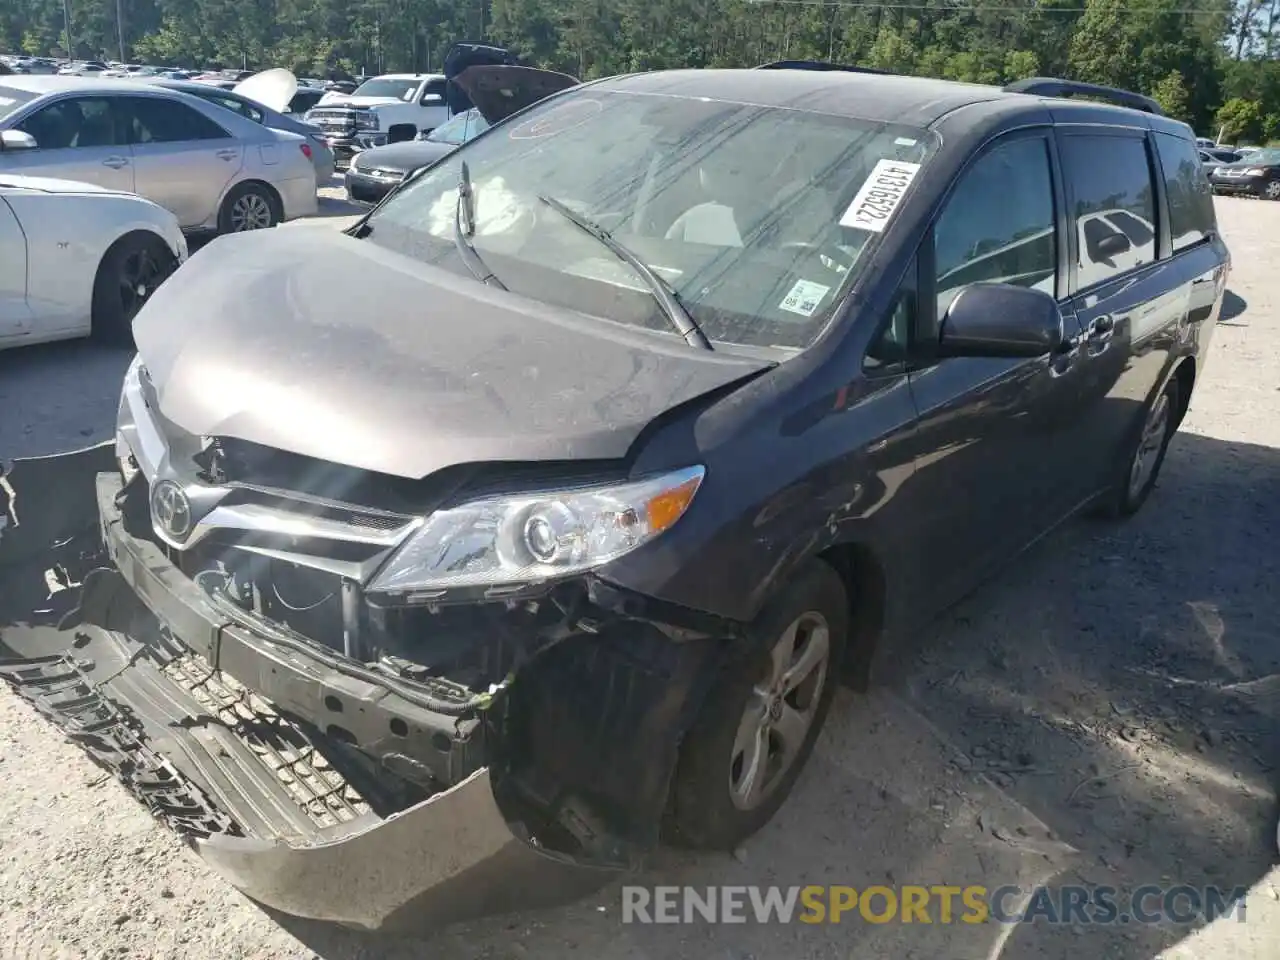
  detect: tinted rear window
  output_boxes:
[0,86,37,122]
[1059,133,1157,290]
[1154,131,1217,253]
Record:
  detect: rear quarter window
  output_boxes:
[1154,131,1218,253]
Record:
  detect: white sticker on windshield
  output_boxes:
[839,159,922,233]
[0,97,15,107]
[779,279,831,318]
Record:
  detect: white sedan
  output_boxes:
[0,173,187,349]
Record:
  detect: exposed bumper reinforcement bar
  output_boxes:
[0,444,617,931]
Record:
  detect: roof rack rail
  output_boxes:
[755,59,891,76]
[1003,77,1164,116]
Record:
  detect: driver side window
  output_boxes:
[933,136,1057,317]
[17,96,121,150]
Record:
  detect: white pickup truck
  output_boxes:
[306,74,451,168]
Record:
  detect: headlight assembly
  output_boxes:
[367,465,705,600]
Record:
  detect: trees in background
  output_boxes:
[5,0,1280,140]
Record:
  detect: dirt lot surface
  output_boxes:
[0,194,1276,960]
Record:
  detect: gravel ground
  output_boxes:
[0,193,1276,960]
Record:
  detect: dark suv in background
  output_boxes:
[1209,146,1280,199]
[1,67,1228,932]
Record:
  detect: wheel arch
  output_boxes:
[90,228,178,339]
[218,178,284,223]
[1171,354,1197,427]
[814,539,888,691]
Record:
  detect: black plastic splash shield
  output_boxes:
[0,443,617,931]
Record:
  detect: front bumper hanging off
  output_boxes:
[0,444,621,931]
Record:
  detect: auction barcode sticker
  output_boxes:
[839,159,922,233]
[778,278,831,318]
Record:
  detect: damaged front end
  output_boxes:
[0,378,732,930]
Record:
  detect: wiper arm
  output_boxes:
[453,160,506,289]
[538,194,711,350]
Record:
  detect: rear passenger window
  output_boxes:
[1059,134,1157,290]
[1154,131,1217,253]
[933,137,1056,316]
[126,97,230,143]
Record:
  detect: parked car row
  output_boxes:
[341,58,579,202]
[0,76,318,233]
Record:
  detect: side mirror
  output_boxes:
[938,282,1064,359]
[1093,231,1131,260]
[0,129,38,151]
[386,123,416,144]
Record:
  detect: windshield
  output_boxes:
[353,78,420,101]
[0,86,37,122]
[1244,148,1280,165]
[364,87,937,350]
[429,109,488,145]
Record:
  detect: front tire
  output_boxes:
[664,560,848,850]
[91,233,177,345]
[218,182,281,234]
[1265,181,1280,201]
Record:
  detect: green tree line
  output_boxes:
[5,0,1280,141]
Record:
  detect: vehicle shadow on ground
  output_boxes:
[892,428,1280,959]
[267,430,1279,960]
[1220,289,1248,324]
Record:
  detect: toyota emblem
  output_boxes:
[150,479,192,540]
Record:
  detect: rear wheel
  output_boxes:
[218,182,281,233]
[664,560,848,850]
[1097,376,1180,518]
[91,233,177,345]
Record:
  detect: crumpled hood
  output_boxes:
[132,228,770,480]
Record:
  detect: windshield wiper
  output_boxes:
[454,160,506,289]
[537,194,711,350]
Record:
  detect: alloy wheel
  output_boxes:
[229,193,274,231]
[728,611,831,811]
[1266,181,1280,201]
[1128,390,1171,500]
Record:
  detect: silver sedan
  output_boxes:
[148,79,336,183]
[0,76,318,233]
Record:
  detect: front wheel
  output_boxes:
[664,560,848,850]
[1265,181,1280,201]
[218,182,281,233]
[91,233,177,344]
